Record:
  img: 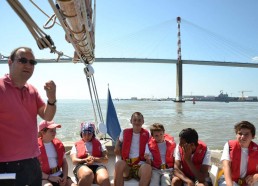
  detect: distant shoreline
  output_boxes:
[46,98,258,102]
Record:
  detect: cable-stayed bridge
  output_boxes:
[1,17,258,102]
[1,56,258,103]
[2,57,258,68]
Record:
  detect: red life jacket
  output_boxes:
[148,134,176,169]
[75,138,102,158]
[38,138,65,174]
[179,140,207,179]
[229,140,258,182]
[121,128,149,164]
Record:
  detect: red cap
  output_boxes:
[38,120,61,132]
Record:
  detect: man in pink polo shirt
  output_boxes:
[0,47,57,186]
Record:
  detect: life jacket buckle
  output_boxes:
[50,166,60,174]
[160,164,167,170]
[237,178,245,185]
[125,157,139,165]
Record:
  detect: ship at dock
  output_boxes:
[185,90,258,102]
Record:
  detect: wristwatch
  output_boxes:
[47,100,56,106]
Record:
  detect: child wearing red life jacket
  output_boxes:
[38,120,76,186]
[219,121,258,186]
[70,121,110,186]
[172,128,212,186]
[144,123,176,186]
[114,112,152,186]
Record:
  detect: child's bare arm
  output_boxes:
[144,153,151,165]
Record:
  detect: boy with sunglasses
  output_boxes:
[0,47,57,185]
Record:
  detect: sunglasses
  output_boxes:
[82,130,93,134]
[15,57,37,66]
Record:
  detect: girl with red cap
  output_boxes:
[38,120,76,186]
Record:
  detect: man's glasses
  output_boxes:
[15,57,37,66]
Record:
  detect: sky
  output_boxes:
[0,0,258,100]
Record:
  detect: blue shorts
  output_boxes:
[0,157,41,186]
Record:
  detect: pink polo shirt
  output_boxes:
[0,74,45,162]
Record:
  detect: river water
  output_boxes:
[48,99,258,150]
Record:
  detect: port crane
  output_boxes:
[238,90,252,99]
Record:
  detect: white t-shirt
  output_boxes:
[220,142,248,178]
[44,142,66,176]
[158,142,167,164]
[145,141,167,164]
[70,139,107,165]
[174,144,211,165]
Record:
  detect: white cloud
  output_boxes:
[251,56,258,62]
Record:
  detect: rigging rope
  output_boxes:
[29,0,62,28]
[8,0,95,63]
[6,0,69,61]
[91,75,104,123]
[86,75,99,134]
[49,0,95,64]
[84,65,104,136]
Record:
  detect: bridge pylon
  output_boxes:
[174,16,185,103]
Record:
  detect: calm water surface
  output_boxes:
[47,100,258,150]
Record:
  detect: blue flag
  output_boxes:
[106,88,121,141]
